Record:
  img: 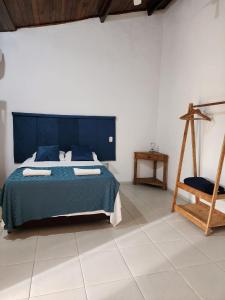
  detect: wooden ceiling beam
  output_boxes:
[147,0,171,16]
[0,0,16,31]
[99,0,113,23]
[0,0,172,32]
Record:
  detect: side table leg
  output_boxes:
[163,160,168,190]
[153,161,157,179]
[133,158,137,185]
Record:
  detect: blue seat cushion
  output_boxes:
[184,177,225,195]
[71,145,93,161]
[35,145,60,161]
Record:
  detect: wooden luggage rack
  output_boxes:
[172,101,225,235]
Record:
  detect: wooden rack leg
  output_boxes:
[190,103,199,204]
[172,118,190,212]
[205,135,225,235]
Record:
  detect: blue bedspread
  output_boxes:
[0,166,119,230]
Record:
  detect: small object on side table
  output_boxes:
[133,151,168,190]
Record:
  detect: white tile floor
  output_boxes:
[1,183,225,299]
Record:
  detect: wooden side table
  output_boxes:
[133,151,169,190]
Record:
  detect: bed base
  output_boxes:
[7,214,110,233]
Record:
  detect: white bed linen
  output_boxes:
[20,157,103,168]
[17,158,122,227]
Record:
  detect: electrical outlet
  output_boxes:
[134,0,142,6]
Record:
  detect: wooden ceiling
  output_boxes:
[0,0,172,32]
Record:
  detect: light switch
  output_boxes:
[109,136,113,143]
[134,0,142,6]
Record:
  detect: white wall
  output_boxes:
[0,13,163,184]
[2,1,224,193]
[157,0,225,208]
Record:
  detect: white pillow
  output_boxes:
[93,152,98,161]
[32,150,65,161]
[65,151,98,161]
[59,151,66,161]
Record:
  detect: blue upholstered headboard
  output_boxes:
[12,112,116,163]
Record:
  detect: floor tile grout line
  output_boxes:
[3,184,225,299]
[139,226,177,272]
[75,247,178,289]
[151,216,216,265]
[33,253,78,263]
[138,222,205,300]
[214,260,225,274]
[154,220,221,270]
[114,235,146,300]
[150,218,225,299]
[73,232,89,300]
[177,269,204,300]
[120,192,188,276]
[165,219,221,264]
[81,275,142,289]
[121,206,143,227]
[174,260,222,271]
[123,206,154,226]
[133,269,201,300]
[27,233,82,299]
[33,254,78,263]
[32,230,80,262]
[83,276,144,289]
[0,260,36,267]
[116,241,153,250]
[119,194,206,300]
[186,240,225,264]
[28,234,39,299]
[28,288,83,299]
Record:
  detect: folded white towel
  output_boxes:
[73,168,101,176]
[23,168,51,176]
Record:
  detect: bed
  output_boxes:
[0,157,121,231]
[0,112,121,232]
